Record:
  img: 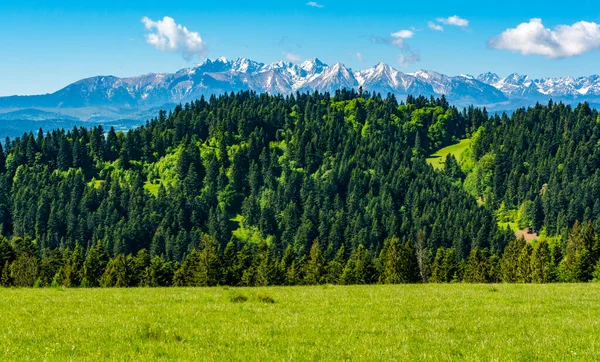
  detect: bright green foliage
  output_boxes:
[426,138,472,170]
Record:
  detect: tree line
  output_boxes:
[3,218,600,287]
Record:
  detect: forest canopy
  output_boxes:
[1,90,599,287]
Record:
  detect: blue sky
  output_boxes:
[1,0,600,96]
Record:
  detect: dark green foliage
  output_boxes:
[501,238,526,283]
[463,248,496,283]
[468,102,600,237]
[3,91,600,286]
[380,237,419,284]
[430,247,459,283]
[304,240,325,285]
[83,241,109,287]
[531,240,552,283]
[564,221,600,282]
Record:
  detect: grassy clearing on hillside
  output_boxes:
[427,138,472,170]
[1,284,600,361]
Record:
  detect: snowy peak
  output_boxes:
[231,58,264,73]
[3,57,600,113]
[300,58,327,74]
[476,72,500,86]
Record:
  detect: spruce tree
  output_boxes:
[304,240,325,285]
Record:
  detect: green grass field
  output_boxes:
[2,284,600,361]
[427,138,472,170]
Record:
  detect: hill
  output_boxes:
[0,91,599,287]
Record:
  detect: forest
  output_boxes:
[1,89,600,287]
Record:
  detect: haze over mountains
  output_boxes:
[2,56,600,133]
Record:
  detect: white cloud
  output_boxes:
[436,15,469,28]
[398,51,421,67]
[283,52,302,63]
[388,29,414,48]
[391,29,414,39]
[427,21,444,31]
[370,28,420,66]
[306,1,324,8]
[142,16,207,60]
[356,52,364,62]
[488,18,600,58]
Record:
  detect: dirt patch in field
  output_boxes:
[515,228,539,242]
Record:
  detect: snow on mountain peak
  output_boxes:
[300,58,327,73]
[5,56,600,112]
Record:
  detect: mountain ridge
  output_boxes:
[2,57,600,124]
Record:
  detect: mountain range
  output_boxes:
[2,57,600,131]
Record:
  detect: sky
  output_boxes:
[1,0,600,96]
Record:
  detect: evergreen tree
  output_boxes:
[304,240,325,285]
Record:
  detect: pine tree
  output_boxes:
[463,248,492,283]
[222,241,239,285]
[10,253,38,287]
[531,240,551,283]
[198,235,222,286]
[304,240,325,285]
[516,243,533,283]
[501,238,525,283]
[380,237,403,284]
[1,261,12,286]
[254,241,279,286]
[325,245,345,284]
[83,241,109,287]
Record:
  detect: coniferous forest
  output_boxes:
[2,90,600,287]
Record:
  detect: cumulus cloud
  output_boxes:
[391,29,414,39]
[398,51,421,67]
[427,21,444,31]
[370,28,420,66]
[488,18,600,58]
[390,29,414,47]
[436,15,469,28]
[142,16,207,60]
[306,1,324,8]
[283,52,302,62]
[371,29,414,48]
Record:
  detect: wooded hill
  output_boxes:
[1,90,599,287]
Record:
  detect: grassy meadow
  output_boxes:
[2,284,600,361]
[426,138,472,170]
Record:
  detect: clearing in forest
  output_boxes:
[426,138,472,170]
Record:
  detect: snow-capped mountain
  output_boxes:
[411,70,506,104]
[355,62,435,97]
[3,57,600,124]
[476,72,600,102]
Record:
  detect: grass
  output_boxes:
[1,284,600,360]
[427,138,472,170]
